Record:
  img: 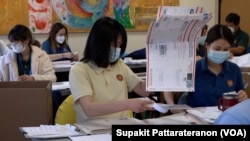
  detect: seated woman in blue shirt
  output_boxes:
[164,24,248,113]
[41,22,79,62]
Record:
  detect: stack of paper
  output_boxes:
[69,133,111,141]
[185,106,222,124]
[145,113,198,125]
[145,106,221,125]
[52,81,70,90]
[149,103,191,113]
[52,60,76,69]
[19,124,81,138]
[52,60,71,65]
[75,118,146,135]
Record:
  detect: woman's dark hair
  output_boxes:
[205,24,234,45]
[8,24,32,46]
[81,16,127,68]
[47,22,68,52]
[32,39,41,47]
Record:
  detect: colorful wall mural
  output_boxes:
[0,0,179,34]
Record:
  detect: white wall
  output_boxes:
[0,0,218,59]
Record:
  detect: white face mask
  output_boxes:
[198,36,206,45]
[228,26,234,33]
[109,47,121,63]
[56,35,65,44]
[10,42,25,53]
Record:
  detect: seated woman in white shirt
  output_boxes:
[0,24,56,82]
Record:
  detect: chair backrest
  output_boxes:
[55,95,76,124]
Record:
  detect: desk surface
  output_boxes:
[30,106,221,141]
[54,64,73,72]
[31,138,70,141]
[53,61,76,72]
[52,81,70,91]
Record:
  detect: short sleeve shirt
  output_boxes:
[69,59,141,123]
[41,40,72,61]
[232,29,249,56]
[187,57,244,107]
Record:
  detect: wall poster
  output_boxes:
[0,0,179,34]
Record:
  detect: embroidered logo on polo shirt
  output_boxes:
[116,74,123,81]
[227,80,233,87]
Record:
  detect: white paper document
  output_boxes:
[52,61,76,69]
[149,103,191,113]
[145,106,221,125]
[19,124,81,138]
[186,106,222,124]
[146,6,212,91]
[229,53,250,67]
[75,118,146,135]
[52,81,70,90]
[69,133,111,141]
[52,60,71,65]
[156,6,206,20]
[145,113,197,125]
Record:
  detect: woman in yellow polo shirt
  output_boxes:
[69,16,154,123]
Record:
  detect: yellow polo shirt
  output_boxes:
[69,59,141,123]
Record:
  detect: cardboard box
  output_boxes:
[0,81,53,141]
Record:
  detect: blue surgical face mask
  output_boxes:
[198,36,206,45]
[109,47,121,63]
[208,50,229,64]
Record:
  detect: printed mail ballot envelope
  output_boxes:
[145,7,212,92]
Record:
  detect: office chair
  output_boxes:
[54,94,76,125]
